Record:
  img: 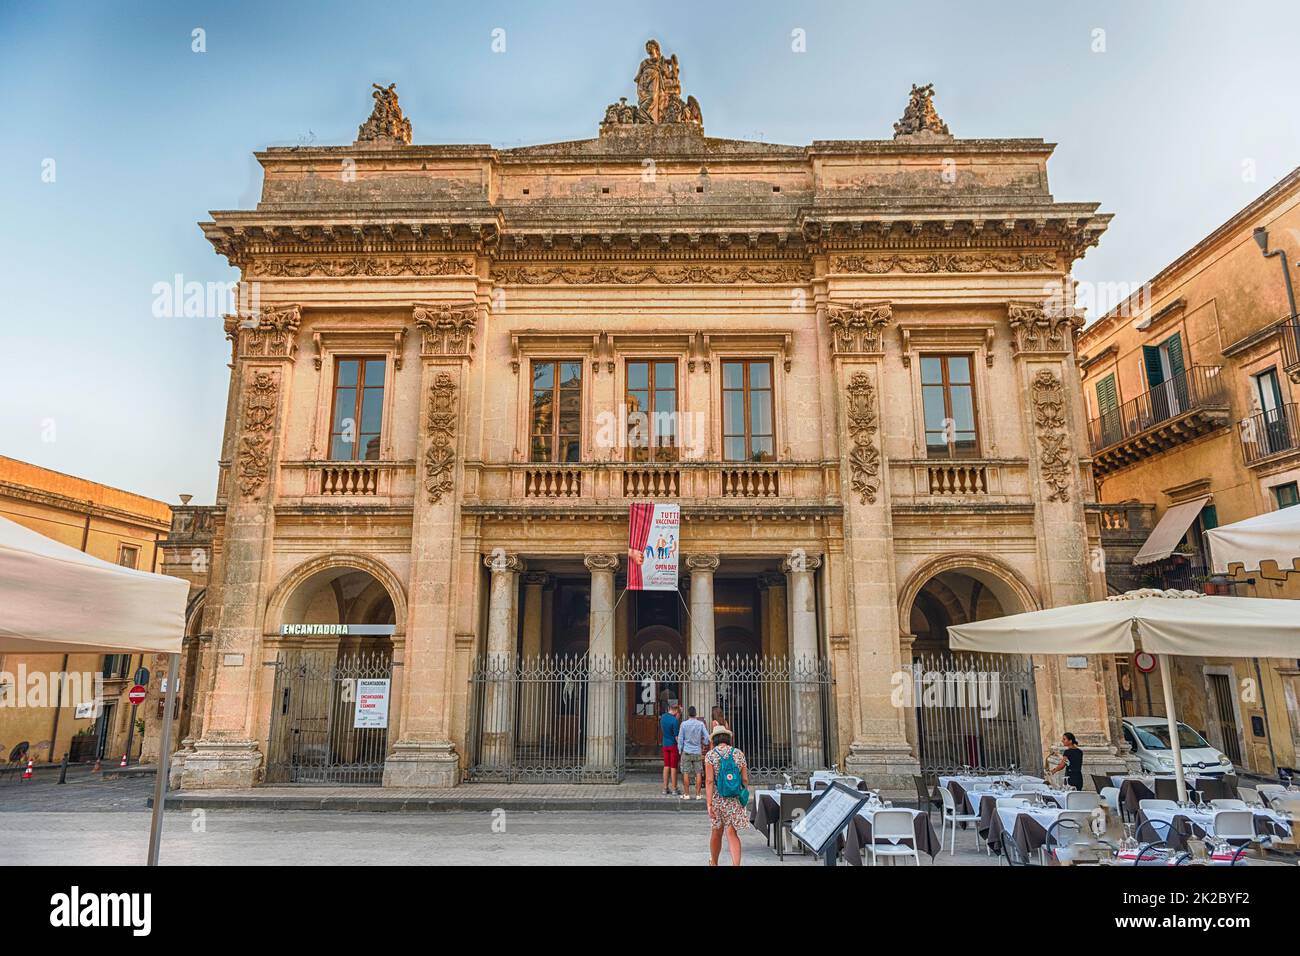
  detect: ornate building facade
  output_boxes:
[174,43,1130,792]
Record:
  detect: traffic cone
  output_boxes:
[22,759,33,781]
[119,753,127,768]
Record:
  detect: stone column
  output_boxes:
[686,553,719,717]
[758,572,789,747]
[519,571,548,745]
[783,553,824,772]
[183,306,299,790]
[584,553,619,771]
[480,553,523,768]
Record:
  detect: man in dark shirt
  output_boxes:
[661,704,682,796]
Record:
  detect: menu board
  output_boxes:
[790,782,868,856]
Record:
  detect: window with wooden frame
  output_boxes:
[921,354,979,458]
[117,544,139,569]
[530,359,583,462]
[721,359,775,461]
[329,357,386,461]
[625,360,678,462]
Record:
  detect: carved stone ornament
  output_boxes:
[1030,369,1072,502]
[832,253,1056,275]
[601,39,703,130]
[484,552,525,574]
[424,372,458,503]
[245,257,474,279]
[356,83,412,145]
[780,551,822,573]
[493,263,812,286]
[684,553,720,572]
[413,302,477,357]
[826,301,892,354]
[1007,301,1083,355]
[893,83,951,140]
[845,371,882,505]
[583,553,621,573]
[237,370,279,499]
[224,304,302,359]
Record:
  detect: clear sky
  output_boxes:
[2,0,1298,504]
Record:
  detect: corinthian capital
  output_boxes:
[825,300,892,355]
[583,553,620,573]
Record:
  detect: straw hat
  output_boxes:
[710,725,732,740]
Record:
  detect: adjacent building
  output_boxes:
[173,43,1132,793]
[1082,168,1300,777]
[0,456,171,765]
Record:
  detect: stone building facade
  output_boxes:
[1083,168,1300,776]
[174,46,1131,792]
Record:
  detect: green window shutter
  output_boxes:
[1164,333,1185,380]
[1095,374,1118,414]
[1143,345,1164,388]
[1202,504,1218,530]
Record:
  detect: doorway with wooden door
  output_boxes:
[626,589,686,761]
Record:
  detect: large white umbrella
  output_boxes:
[1207,505,1300,575]
[0,515,188,864]
[948,588,1300,801]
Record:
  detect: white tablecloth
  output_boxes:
[809,771,863,791]
[941,774,1045,792]
[1138,805,1292,838]
[995,804,1067,836]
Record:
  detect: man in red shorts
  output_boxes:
[660,703,682,796]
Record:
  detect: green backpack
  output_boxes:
[716,748,745,800]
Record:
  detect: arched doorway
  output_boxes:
[265,559,404,785]
[901,558,1042,774]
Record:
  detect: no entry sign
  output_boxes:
[1134,652,1157,674]
[127,685,148,706]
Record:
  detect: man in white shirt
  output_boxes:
[677,706,709,800]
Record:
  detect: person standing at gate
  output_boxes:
[1048,731,1085,791]
[661,704,682,796]
[677,706,708,800]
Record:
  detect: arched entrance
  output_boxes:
[900,557,1042,774]
[264,558,404,785]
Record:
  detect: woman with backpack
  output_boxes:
[704,725,751,866]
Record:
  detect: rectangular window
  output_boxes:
[1275,481,1300,510]
[117,544,139,569]
[329,357,386,461]
[721,359,775,461]
[530,360,583,462]
[921,354,978,458]
[626,360,678,462]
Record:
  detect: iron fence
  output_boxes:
[911,653,1041,775]
[465,654,833,784]
[265,650,393,785]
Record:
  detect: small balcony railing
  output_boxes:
[1239,403,1300,465]
[1277,317,1300,378]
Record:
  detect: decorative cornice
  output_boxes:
[826,301,892,355]
[845,371,881,505]
[1007,300,1082,355]
[244,256,475,279]
[493,262,813,285]
[413,302,477,358]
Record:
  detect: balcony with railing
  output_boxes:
[1277,317,1300,380]
[1087,365,1231,477]
[1239,403,1300,466]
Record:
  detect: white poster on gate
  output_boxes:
[353,678,391,729]
[628,502,680,591]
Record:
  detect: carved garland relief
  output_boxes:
[845,371,881,505]
[1030,369,1072,502]
[831,253,1056,275]
[424,372,458,503]
[493,263,813,286]
[237,370,279,499]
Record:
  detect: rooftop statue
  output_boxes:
[357,82,413,145]
[893,83,951,140]
[602,39,703,131]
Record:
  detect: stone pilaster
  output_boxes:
[584,553,619,770]
[183,305,300,790]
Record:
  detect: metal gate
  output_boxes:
[912,653,1041,774]
[265,650,393,785]
[466,654,832,784]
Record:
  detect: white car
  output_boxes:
[1121,716,1235,776]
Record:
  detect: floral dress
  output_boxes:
[705,744,751,831]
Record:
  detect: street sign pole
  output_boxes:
[147,653,180,867]
[124,684,148,766]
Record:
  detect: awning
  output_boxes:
[1207,504,1300,574]
[1132,495,1211,566]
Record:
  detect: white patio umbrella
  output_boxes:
[0,515,188,865]
[1207,505,1300,575]
[948,588,1300,801]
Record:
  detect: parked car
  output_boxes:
[1121,716,1234,776]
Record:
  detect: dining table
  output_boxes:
[1133,805,1293,853]
[750,788,811,840]
[985,802,1085,858]
[839,802,940,866]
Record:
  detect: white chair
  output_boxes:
[1238,787,1264,807]
[1100,787,1120,813]
[868,809,921,866]
[1210,798,1248,811]
[1256,784,1288,806]
[1066,791,1104,811]
[1212,809,1257,846]
[939,785,981,854]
